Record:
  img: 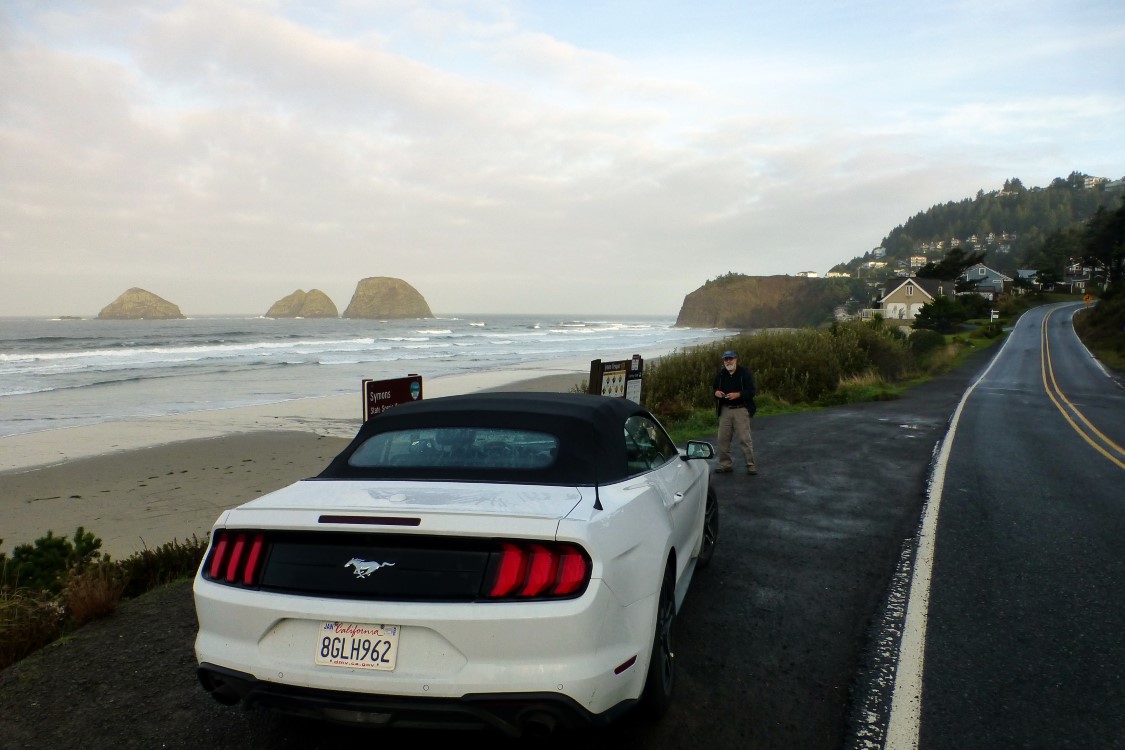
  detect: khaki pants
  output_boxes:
[717,407,756,471]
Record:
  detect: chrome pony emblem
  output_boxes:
[345,558,396,579]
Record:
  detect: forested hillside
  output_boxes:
[837,172,1124,279]
[675,274,866,329]
[675,172,1123,333]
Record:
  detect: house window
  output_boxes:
[978,268,986,276]
[906,286,913,296]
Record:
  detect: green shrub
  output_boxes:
[908,329,948,359]
[3,528,107,594]
[0,527,209,671]
[119,535,209,599]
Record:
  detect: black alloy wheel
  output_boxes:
[639,562,676,718]
[697,487,718,569]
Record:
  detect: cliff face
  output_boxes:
[676,274,863,329]
[264,289,339,318]
[97,288,186,320]
[342,277,433,319]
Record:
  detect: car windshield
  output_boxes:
[347,427,559,471]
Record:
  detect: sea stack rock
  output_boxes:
[265,289,339,318]
[97,288,186,320]
[342,277,433,319]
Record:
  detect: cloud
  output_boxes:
[1,0,1123,316]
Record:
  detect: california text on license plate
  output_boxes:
[315,622,400,670]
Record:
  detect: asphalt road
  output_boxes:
[0,344,999,749]
[913,303,1125,750]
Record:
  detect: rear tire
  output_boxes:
[639,562,676,718]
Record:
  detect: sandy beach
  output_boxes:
[0,367,586,560]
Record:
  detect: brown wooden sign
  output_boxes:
[587,354,643,403]
[362,375,423,422]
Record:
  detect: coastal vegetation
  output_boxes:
[1,530,207,671]
[642,315,1007,443]
[1074,286,1125,371]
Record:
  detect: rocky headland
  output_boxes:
[264,289,339,318]
[675,274,864,329]
[342,277,432,319]
[97,288,186,320]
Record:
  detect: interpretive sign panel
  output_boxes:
[362,375,423,422]
[588,355,643,403]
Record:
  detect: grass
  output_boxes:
[648,317,1008,442]
[1073,290,1125,372]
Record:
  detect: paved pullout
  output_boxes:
[0,351,995,750]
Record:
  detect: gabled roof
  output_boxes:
[879,277,950,303]
[961,263,1013,282]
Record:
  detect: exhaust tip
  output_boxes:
[198,667,246,706]
[521,711,558,737]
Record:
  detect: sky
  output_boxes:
[1,1,1123,317]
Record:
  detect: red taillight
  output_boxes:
[555,547,588,596]
[242,534,265,584]
[489,542,526,598]
[485,541,590,600]
[204,530,267,587]
[207,535,229,579]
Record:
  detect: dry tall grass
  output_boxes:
[64,563,128,627]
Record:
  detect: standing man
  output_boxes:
[713,350,758,475]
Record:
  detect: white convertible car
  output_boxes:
[194,392,718,736]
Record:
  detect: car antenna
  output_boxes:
[592,429,603,511]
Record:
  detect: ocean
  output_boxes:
[0,314,729,438]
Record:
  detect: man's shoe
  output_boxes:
[714,467,733,474]
[747,468,758,475]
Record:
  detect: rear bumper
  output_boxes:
[194,575,658,718]
[198,662,634,736]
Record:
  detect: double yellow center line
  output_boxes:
[1040,308,1125,469]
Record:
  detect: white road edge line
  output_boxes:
[883,311,1024,749]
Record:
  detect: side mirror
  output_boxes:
[683,441,715,460]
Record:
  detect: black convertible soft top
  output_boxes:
[318,391,654,486]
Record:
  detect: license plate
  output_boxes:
[315,622,400,671]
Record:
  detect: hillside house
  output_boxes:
[1063,270,1093,294]
[862,277,952,321]
[1016,269,1039,292]
[959,263,1013,301]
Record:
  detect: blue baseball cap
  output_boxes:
[722,350,737,359]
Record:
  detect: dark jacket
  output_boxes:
[713,364,757,417]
